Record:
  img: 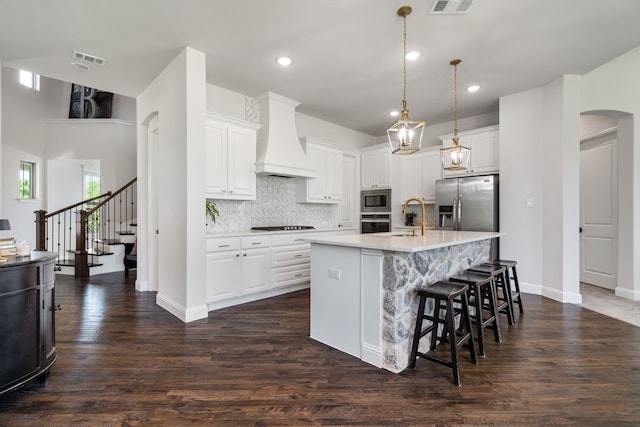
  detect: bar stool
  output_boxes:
[468,264,515,326]
[448,271,501,358]
[491,259,524,314]
[409,281,477,386]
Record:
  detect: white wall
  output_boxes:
[500,45,640,303]
[581,45,640,299]
[137,47,208,322]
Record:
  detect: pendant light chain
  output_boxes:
[453,60,458,138]
[402,13,407,112]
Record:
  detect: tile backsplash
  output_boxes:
[206,175,338,233]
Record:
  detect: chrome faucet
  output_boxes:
[402,197,426,236]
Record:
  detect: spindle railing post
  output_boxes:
[75,210,89,278]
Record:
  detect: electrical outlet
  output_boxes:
[328,268,341,279]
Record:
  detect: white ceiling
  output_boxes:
[1,0,639,137]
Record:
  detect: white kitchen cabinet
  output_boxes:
[361,145,391,189]
[296,137,343,203]
[206,236,270,303]
[338,153,357,228]
[205,113,261,200]
[399,147,442,203]
[440,125,499,177]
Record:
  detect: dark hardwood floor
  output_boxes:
[1,272,640,426]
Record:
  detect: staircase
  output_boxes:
[35,178,137,277]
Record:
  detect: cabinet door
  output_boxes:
[227,126,257,199]
[206,251,240,302]
[422,150,443,202]
[374,149,391,188]
[338,155,356,227]
[325,147,343,201]
[400,155,421,203]
[361,151,375,189]
[240,248,270,294]
[205,122,228,195]
[469,132,499,174]
[306,143,328,201]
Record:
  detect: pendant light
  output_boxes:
[440,59,471,171]
[387,6,425,155]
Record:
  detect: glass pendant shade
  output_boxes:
[387,107,425,155]
[441,136,471,171]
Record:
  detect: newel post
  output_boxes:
[75,210,89,278]
[34,210,47,251]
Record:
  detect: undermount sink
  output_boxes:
[388,232,418,237]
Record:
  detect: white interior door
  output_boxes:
[580,133,617,289]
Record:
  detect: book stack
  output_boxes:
[0,237,16,257]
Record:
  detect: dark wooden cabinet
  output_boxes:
[0,253,58,395]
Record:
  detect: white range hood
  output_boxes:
[255,92,315,178]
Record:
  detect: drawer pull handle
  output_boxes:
[294,274,303,278]
[218,244,230,248]
[294,254,303,258]
[251,242,262,245]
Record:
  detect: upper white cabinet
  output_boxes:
[296,137,343,203]
[361,145,391,189]
[399,147,442,203]
[205,113,262,200]
[440,125,499,177]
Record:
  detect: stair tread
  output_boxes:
[117,231,135,235]
[94,238,123,245]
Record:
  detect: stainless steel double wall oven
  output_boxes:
[360,188,391,234]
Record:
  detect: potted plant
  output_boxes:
[206,200,219,224]
[405,211,417,226]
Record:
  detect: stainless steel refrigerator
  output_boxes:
[435,174,499,260]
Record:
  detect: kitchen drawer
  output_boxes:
[272,246,310,268]
[206,237,241,252]
[270,234,308,247]
[241,235,270,249]
[272,265,310,289]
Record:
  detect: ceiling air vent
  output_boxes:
[72,50,107,66]
[430,0,473,14]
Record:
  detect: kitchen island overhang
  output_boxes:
[304,230,503,373]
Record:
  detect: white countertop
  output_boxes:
[206,227,355,238]
[303,230,502,253]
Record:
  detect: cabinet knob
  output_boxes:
[229,190,233,193]
[243,253,247,256]
[236,253,240,257]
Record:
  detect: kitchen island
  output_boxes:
[304,230,501,373]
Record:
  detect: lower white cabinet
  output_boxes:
[206,229,357,311]
[206,236,270,304]
[271,234,311,289]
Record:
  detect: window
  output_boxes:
[19,161,36,199]
[19,70,40,91]
[84,170,101,233]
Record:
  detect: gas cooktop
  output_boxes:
[251,225,315,232]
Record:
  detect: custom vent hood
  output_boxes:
[255,92,315,178]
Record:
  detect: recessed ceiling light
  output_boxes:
[466,84,481,92]
[276,56,293,66]
[72,62,90,72]
[405,51,421,61]
[389,111,400,117]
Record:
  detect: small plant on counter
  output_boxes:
[206,200,219,224]
[405,211,417,226]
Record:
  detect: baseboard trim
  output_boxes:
[156,293,208,323]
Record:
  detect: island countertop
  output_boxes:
[303,230,502,252]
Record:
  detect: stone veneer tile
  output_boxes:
[380,239,490,372]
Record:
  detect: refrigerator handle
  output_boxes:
[453,195,458,229]
[457,195,462,231]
